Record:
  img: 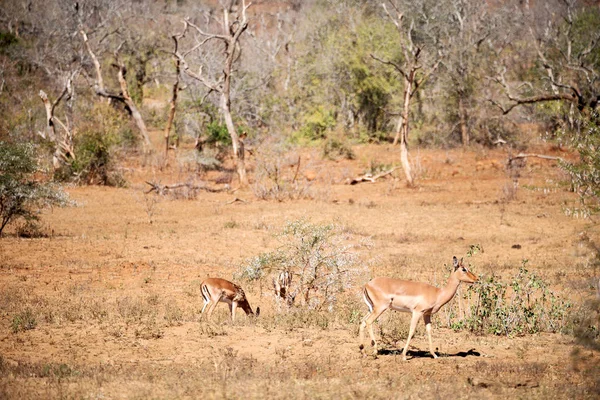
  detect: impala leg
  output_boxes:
[205,298,220,321]
[423,313,438,359]
[402,311,422,361]
[201,299,210,315]
[364,307,387,355]
[359,310,373,351]
[230,302,237,322]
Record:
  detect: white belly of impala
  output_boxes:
[390,295,423,313]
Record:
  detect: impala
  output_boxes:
[200,278,259,321]
[359,256,478,360]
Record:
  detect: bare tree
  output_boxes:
[372,1,444,186]
[176,1,252,186]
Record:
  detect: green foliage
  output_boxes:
[0,141,70,236]
[452,261,572,336]
[558,111,600,217]
[205,121,232,147]
[290,11,400,142]
[295,106,336,143]
[237,219,371,311]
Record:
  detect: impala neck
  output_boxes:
[436,273,461,309]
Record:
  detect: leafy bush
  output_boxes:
[448,260,572,336]
[237,219,372,311]
[0,141,70,236]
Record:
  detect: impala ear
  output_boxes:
[453,256,459,270]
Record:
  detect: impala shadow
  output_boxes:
[377,348,481,359]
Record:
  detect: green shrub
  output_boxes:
[449,260,572,336]
[0,141,70,236]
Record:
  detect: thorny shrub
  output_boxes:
[237,219,373,311]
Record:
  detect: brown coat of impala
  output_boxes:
[359,256,478,360]
[200,278,259,322]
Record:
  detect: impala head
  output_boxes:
[238,297,260,317]
[453,256,478,284]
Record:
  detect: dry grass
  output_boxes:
[0,142,599,399]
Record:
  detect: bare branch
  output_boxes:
[370,53,408,80]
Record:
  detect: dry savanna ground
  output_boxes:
[1,138,599,399]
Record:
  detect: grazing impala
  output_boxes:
[359,256,478,360]
[200,278,259,322]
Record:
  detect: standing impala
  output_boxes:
[359,256,478,360]
[200,278,259,322]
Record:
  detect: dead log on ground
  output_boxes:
[145,181,227,195]
[348,166,401,185]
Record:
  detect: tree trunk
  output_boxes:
[115,63,152,151]
[392,115,404,145]
[221,92,248,186]
[459,96,469,146]
[164,36,181,159]
[399,75,414,186]
[80,30,106,98]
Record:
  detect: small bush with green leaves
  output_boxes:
[237,219,372,311]
[0,141,70,236]
[448,260,572,336]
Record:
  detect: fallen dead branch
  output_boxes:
[348,166,401,185]
[226,197,248,205]
[510,153,565,162]
[145,181,227,195]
